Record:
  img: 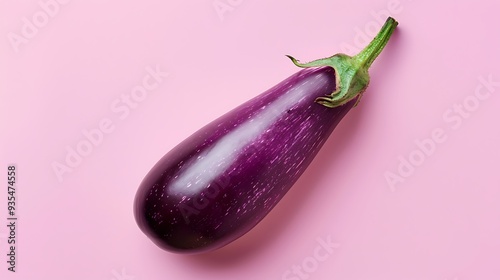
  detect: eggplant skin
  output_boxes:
[134,66,356,253]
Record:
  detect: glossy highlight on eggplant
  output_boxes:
[134,17,398,254]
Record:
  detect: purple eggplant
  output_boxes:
[134,17,398,253]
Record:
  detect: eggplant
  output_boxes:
[134,17,398,253]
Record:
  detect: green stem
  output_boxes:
[353,17,398,69]
[286,17,398,108]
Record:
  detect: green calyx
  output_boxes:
[286,17,398,108]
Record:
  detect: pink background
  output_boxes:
[1,0,499,279]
